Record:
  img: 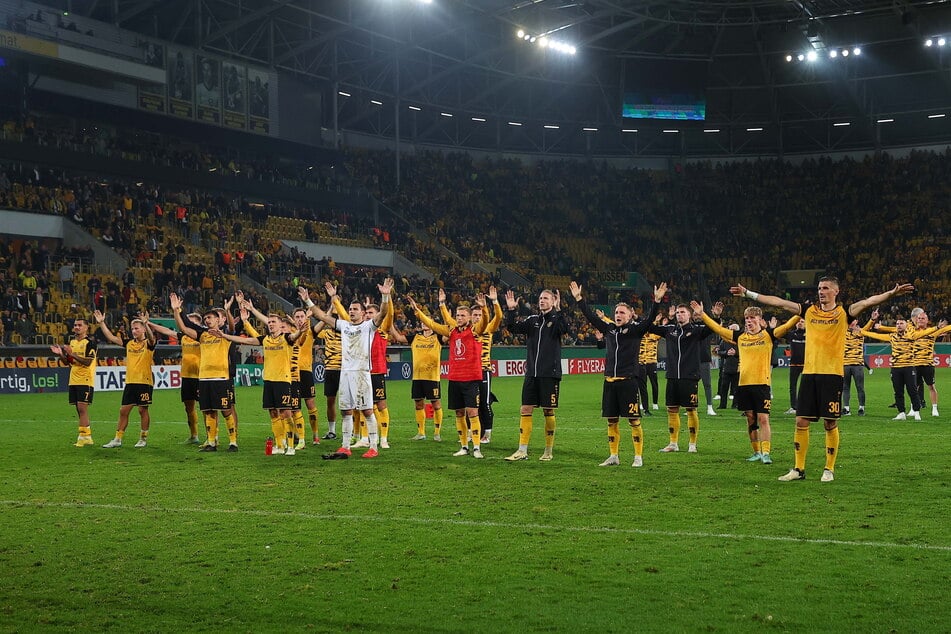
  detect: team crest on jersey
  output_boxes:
[454,339,467,356]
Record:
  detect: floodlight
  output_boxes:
[806,51,818,62]
[829,50,837,58]
[338,91,351,97]
[928,113,946,119]
[940,38,947,46]
[703,129,720,133]
[508,121,522,126]
[786,54,793,62]
[797,53,805,61]
[517,29,525,39]
[621,129,637,133]
[662,129,679,133]
[538,38,548,48]
[471,117,486,122]
[842,49,849,57]
[582,127,597,132]
[926,38,933,46]
[440,112,452,117]
[833,122,850,127]
[877,118,894,123]
[408,105,421,111]
[853,47,861,55]
[544,125,559,129]
[370,99,383,105]
[746,127,763,132]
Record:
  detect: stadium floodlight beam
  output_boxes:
[621,129,638,133]
[940,38,947,46]
[703,129,720,133]
[408,105,421,111]
[829,50,838,58]
[471,117,486,122]
[517,29,525,39]
[544,125,559,129]
[833,122,850,127]
[370,99,383,105]
[662,129,679,133]
[842,49,849,57]
[508,121,522,126]
[877,118,894,123]
[926,38,934,46]
[786,54,793,62]
[582,127,597,132]
[806,51,818,62]
[440,112,453,117]
[928,113,946,119]
[797,53,805,61]
[853,47,861,55]
[747,127,764,132]
[338,91,351,97]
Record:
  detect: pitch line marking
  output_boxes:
[1,499,948,553]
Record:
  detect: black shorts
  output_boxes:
[121,383,153,407]
[665,378,699,409]
[796,374,843,420]
[371,373,387,403]
[448,380,481,410]
[68,385,93,405]
[918,365,936,386]
[180,377,199,403]
[735,384,771,414]
[290,381,302,410]
[412,380,441,401]
[262,380,293,410]
[323,369,340,397]
[601,378,640,419]
[521,377,560,409]
[199,379,234,412]
[643,362,657,375]
[299,369,316,399]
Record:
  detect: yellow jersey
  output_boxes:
[123,337,156,385]
[68,336,97,387]
[801,304,848,376]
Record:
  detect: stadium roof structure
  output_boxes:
[53,0,951,157]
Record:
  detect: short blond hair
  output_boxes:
[743,306,763,318]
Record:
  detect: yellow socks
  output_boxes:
[308,407,319,436]
[667,410,681,445]
[205,413,218,445]
[686,409,699,444]
[825,427,839,471]
[433,407,443,435]
[283,415,295,448]
[79,425,91,437]
[760,440,771,455]
[794,426,810,471]
[415,408,426,435]
[270,416,283,447]
[518,414,533,446]
[630,420,643,456]
[544,415,556,449]
[293,410,306,442]
[607,421,620,455]
[224,413,238,445]
[455,415,467,446]
[377,407,390,440]
[115,430,125,440]
[468,415,481,448]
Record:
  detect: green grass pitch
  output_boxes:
[0,370,948,632]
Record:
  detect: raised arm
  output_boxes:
[848,283,915,319]
[209,328,259,346]
[773,313,801,338]
[300,286,336,328]
[372,277,395,328]
[486,286,503,333]
[691,301,734,341]
[409,296,451,338]
[146,319,177,339]
[730,283,801,315]
[139,312,156,347]
[170,293,199,341]
[241,298,269,325]
[93,310,123,346]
